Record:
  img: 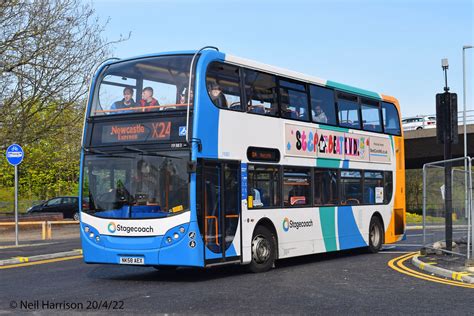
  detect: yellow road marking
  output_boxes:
[0,242,56,249]
[0,255,83,270]
[13,257,29,263]
[388,252,474,288]
[453,272,472,281]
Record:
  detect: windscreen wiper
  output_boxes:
[83,147,108,155]
[83,147,131,158]
[123,146,182,159]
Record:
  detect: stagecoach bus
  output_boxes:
[79,47,405,272]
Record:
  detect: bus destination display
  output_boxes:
[101,121,171,143]
[90,117,189,146]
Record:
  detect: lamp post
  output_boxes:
[463,45,473,262]
[463,46,472,161]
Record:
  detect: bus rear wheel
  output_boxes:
[368,216,384,253]
[248,226,276,273]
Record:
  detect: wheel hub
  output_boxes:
[252,235,270,264]
[370,225,380,246]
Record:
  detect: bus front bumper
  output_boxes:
[80,221,204,267]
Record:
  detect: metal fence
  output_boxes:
[422,157,473,260]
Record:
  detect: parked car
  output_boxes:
[26,196,84,221]
[402,115,436,131]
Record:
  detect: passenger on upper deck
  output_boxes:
[139,87,160,110]
[312,103,328,123]
[111,87,136,113]
[208,82,228,108]
[179,88,194,105]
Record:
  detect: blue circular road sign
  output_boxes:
[6,144,24,166]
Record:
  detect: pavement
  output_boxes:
[413,239,474,284]
[0,238,82,266]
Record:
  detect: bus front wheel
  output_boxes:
[248,226,276,273]
[368,216,384,253]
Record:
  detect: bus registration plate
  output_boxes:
[119,256,144,265]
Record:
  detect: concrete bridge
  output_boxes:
[404,125,474,169]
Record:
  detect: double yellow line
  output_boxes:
[0,255,83,270]
[388,252,474,288]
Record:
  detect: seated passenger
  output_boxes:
[208,83,227,108]
[313,105,328,123]
[111,87,136,113]
[139,87,160,110]
[252,188,264,207]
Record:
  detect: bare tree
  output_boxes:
[0,0,128,147]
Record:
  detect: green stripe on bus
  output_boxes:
[316,158,341,168]
[318,124,349,133]
[326,80,381,100]
[319,207,337,252]
[390,135,394,154]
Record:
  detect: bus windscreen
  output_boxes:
[82,151,189,219]
[91,55,194,116]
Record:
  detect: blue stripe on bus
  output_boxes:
[342,160,349,169]
[225,244,237,257]
[193,50,226,159]
[241,163,247,201]
[337,206,367,250]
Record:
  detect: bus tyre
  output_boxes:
[248,226,276,273]
[368,216,384,253]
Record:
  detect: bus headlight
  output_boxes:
[179,227,185,233]
[89,232,94,238]
[95,236,100,242]
[167,237,172,243]
[84,226,90,233]
[173,233,179,239]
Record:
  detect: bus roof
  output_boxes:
[225,54,385,101]
[102,49,397,103]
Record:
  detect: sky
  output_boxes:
[92,0,473,118]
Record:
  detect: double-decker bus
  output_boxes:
[80,47,405,272]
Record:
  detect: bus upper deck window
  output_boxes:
[206,62,242,111]
[92,55,193,116]
[381,102,401,135]
[243,69,278,116]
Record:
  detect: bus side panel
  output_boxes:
[381,96,406,243]
[384,135,406,243]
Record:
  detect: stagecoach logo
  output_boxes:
[106,222,154,234]
[282,218,313,232]
[108,222,116,233]
[282,218,290,232]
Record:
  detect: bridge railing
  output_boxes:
[403,110,474,125]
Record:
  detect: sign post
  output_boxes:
[6,144,24,246]
[436,59,458,252]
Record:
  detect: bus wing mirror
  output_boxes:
[187,161,197,173]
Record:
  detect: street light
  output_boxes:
[462,46,472,160]
[462,45,473,262]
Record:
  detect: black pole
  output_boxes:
[437,62,457,253]
[444,126,453,252]
[442,67,452,252]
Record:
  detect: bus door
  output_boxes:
[199,160,241,264]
